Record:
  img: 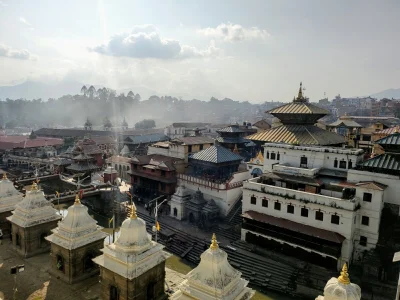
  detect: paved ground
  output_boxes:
[0,240,185,300]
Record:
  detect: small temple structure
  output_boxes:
[315,263,361,300]
[246,83,345,148]
[45,194,108,284]
[121,117,128,131]
[7,182,61,257]
[104,117,113,131]
[0,173,24,237]
[84,117,93,130]
[216,124,256,160]
[66,153,100,176]
[171,233,254,300]
[170,184,192,220]
[93,202,170,300]
[327,114,362,148]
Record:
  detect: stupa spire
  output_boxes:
[337,263,350,284]
[130,202,137,219]
[31,181,38,191]
[2,172,7,180]
[74,194,81,205]
[210,233,219,250]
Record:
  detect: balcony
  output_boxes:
[273,164,320,177]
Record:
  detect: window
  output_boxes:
[274,202,281,211]
[188,145,192,153]
[334,159,338,168]
[266,151,269,159]
[250,196,257,205]
[301,207,308,217]
[331,214,340,225]
[200,144,203,150]
[277,152,280,160]
[363,193,372,202]
[300,156,308,167]
[161,170,166,177]
[287,204,294,214]
[339,160,347,169]
[315,211,324,221]
[359,236,367,246]
[362,135,371,141]
[362,216,370,226]
[262,198,268,207]
[348,160,353,169]
[271,152,276,160]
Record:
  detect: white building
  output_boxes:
[164,122,210,139]
[242,143,385,270]
[171,234,254,300]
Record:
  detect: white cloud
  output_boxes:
[0,1,7,7]
[19,17,34,30]
[0,44,36,60]
[90,24,219,59]
[198,23,269,42]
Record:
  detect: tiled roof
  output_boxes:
[73,154,94,160]
[131,154,183,171]
[268,102,329,115]
[355,182,387,191]
[375,126,400,135]
[375,133,400,146]
[246,125,345,145]
[360,153,400,171]
[35,128,114,138]
[189,145,243,164]
[90,136,117,145]
[0,136,63,150]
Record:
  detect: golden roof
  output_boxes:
[249,151,264,164]
[210,233,219,250]
[338,263,350,284]
[268,102,329,115]
[246,125,345,145]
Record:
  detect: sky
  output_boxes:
[0,0,399,103]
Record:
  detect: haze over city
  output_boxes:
[1,0,400,102]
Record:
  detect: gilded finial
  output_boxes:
[130,202,137,219]
[31,181,38,191]
[2,172,7,180]
[394,126,399,133]
[297,82,303,100]
[338,263,350,284]
[74,194,81,204]
[210,233,219,250]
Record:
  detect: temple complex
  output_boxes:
[7,182,61,257]
[315,263,361,300]
[0,173,24,237]
[93,203,170,300]
[46,194,108,284]
[171,234,254,300]
[246,83,345,149]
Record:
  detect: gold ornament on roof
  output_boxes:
[394,126,399,133]
[130,202,137,219]
[74,194,81,205]
[31,181,38,191]
[2,172,7,180]
[338,263,350,284]
[210,233,219,250]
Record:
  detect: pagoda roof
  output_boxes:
[73,153,94,160]
[246,125,345,146]
[217,125,246,133]
[375,132,400,146]
[189,145,243,164]
[268,102,329,116]
[216,136,248,144]
[327,119,363,128]
[53,158,73,166]
[67,163,99,172]
[359,153,400,172]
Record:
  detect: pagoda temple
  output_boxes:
[46,194,107,284]
[93,202,170,300]
[7,182,61,257]
[66,153,100,176]
[247,83,345,147]
[171,234,254,300]
[216,124,256,160]
[0,173,24,237]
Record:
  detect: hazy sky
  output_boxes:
[0,0,399,102]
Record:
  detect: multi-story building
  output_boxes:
[241,143,384,271]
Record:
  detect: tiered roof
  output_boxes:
[93,203,170,280]
[171,234,254,300]
[0,173,24,213]
[7,182,61,227]
[46,195,107,250]
[189,145,243,164]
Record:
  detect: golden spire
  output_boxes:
[338,263,351,284]
[210,233,219,250]
[31,181,38,191]
[394,126,399,133]
[130,202,137,219]
[297,82,303,100]
[2,172,7,180]
[74,194,81,204]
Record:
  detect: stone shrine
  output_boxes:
[93,202,170,300]
[46,194,108,284]
[7,182,61,257]
[170,184,191,220]
[171,233,254,300]
[0,173,24,238]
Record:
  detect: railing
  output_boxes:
[177,173,244,191]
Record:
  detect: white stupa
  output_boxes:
[316,263,361,300]
[0,173,23,214]
[46,194,108,249]
[7,182,61,227]
[93,202,171,280]
[171,234,254,300]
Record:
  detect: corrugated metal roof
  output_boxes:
[327,119,363,128]
[376,126,400,135]
[216,136,248,144]
[124,133,169,145]
[217,125,246,133]
[267,102,329,115]
[360,153,400,171]
[375,133,400,146]
[174,136,214,145]
[189,145,243,164]
[245,125,345,145]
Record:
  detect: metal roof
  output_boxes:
[189,145,243,164]
[216,136,248,144]
[217,125,246,133]
[375,133,400,146]
[246,125,345,145]
[174,136,214,145]
[327,119,363,128]
[124,133,169,145]
[267,102,329,115]
[360,153,400,171]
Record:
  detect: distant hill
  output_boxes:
[370,88,400,100]
[0,80,157,101]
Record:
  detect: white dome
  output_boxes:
[114,203,151,252]
[317,264,361,300]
